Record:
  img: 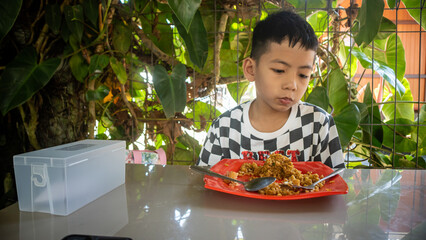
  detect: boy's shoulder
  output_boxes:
[298,101,329,115]
[216,101,250,119]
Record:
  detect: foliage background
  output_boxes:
[0,0,425,209]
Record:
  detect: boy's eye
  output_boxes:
[272,68,285,73]
[299,74,309,79]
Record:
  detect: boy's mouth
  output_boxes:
[278,97,293,105]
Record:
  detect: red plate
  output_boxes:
[204,159,348,200]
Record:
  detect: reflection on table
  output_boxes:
[0,164,424,240]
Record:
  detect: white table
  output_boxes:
[0,164,424,240]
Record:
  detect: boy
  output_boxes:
[197,10,345,168]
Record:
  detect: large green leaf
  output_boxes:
[112,21,132,53]
[414,105,426,148]
[89,54,110,74]
[69,53,89,82]
[185,101,221,131]
[382,78,414,121]
[83,0,99,27]
[64,4,84,43]
[339,45,358,78]
[0,47,60,115]
[306,86,329,112]
[307,10,329,38]
[287,0,330,17]
[227,81,250,104]
[88,54,110,80]
[352,47,405,96]
[172,10,208,69]
[139,6,174,56]
[401,0,426,31]
[177,133,202,158]
[334,103,361,147]
[220,49,243,77]
[153,64,187,118]
[361,83,384,148]
[45,4,62,35]
[86,85,110,101]
[375,17,396,40]
[362,34,406,84]
[354,0,384,46]
[328,61,349,114]
[167,0,201,32]
[0,0,22,42]
[383,118,417,153]
[110,57,127,84]
[385,34,406,81]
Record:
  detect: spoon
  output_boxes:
[281,168,344,190]
[190,165,276,192]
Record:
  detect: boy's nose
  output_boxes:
[282,75,297,91]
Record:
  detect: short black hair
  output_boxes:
[250,10,318,61]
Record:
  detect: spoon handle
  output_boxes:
[313,168,344,185]
[190,165,245,184]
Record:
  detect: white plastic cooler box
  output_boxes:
[13,139,126,216]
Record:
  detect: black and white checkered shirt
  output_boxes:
[198,100,345,168]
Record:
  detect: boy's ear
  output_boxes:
[243,58,256,82]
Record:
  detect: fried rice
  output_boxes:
[233,153,325,195]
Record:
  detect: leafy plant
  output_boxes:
[1,0,425,173]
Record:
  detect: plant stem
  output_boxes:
[18,97,41,150]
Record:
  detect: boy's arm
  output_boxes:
[313,116,346,168]
[197,122,223,166]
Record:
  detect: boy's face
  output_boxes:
[244,39,316,114]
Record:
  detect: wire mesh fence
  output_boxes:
[131,0,425,168]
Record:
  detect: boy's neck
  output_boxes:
[248,99,292,133]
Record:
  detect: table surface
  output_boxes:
[0,164,424,240]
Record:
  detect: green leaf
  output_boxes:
[382,78,414,121]
[153,64,187,118]
[64,5,84,43]
[110,57,127,84]
[167,0,201,32]
[354,0,384,46]
[361,83,384,148]
[172,10,208,69]
[352,47,405,96]
[287,0,330,17]
[339,45,358,78]
[139,2,174,56]
[186,101,221,131]
[220,49,242,77]
[227,81,250,104]
[307,10,329,38]
[83,0,99,26]
[69,53,89,82]
[385,34,406,81]
[89,54,110,74]
[414,105,426,148]
[177,132,202,157]
[401,0,426,31]
[86,85,110,101]
[328,61,349,114]
[375,17,396,40]
[0,47,60,115]
[387,0,398,9]
[383,118,417,153]
[362,34,406,87]
[45,4,62,35]
[334,103,361,147]
[112,21,132,53]
[306,86,329,112]
[0,0,22,42]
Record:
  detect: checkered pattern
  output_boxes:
[197,100,344,168]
